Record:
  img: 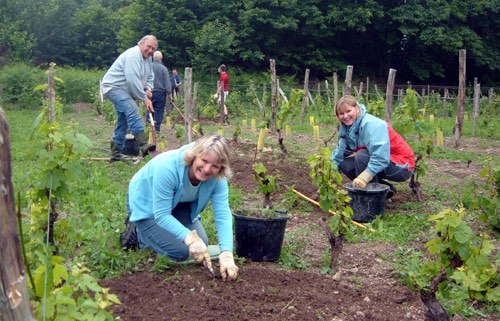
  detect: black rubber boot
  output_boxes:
[134,131,156,157]
[110,141,132,162]
[120,222,139,251]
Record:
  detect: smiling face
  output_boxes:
[139,37,158,59]
[336,103,359,126]
[188,152,222,185]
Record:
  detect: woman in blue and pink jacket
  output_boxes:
[331,95,415,198]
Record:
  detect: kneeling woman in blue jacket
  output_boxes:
[123,134,238,281]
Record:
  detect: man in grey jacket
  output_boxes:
[148,50,171,134]
[102,35,157,162]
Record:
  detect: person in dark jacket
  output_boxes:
[331,95,415,199]
[148,51,171,134]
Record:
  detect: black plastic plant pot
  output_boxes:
[344,183,389,223]
[233,209,289,262]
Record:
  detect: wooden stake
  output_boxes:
[184,67,193,143]
[472,80,480,136]
[343,65,353,96]
[301,69,310,123]
[454,49,466,148]
[333,72,338,106]
[270,59,277,132]
[384,68,397,122]
[325,80,331,106]
[0,109,36,320]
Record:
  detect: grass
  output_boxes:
[4,103,499,319]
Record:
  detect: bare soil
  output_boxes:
[100,123,497,321]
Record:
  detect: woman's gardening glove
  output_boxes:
[352,170,374,189]
[219,251,239,281]
[184,230,211,268]
[213,93,218,100]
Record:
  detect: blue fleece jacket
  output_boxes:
[128,143,233,252]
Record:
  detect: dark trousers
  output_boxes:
[148,91,166,132]
[339,149,413,185]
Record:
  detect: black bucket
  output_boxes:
[344,183,389,223]
[233,210,289,262]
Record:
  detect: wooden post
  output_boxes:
[184,67,192,143]
[472,81,480,136]
[398,88,403,102]
[0,109,36,321]
[262,83,267,117]
[384,68,397,122]
[277,81,289,103]
[442,88,449,117]
[357,82,364,99]
[374,84,381,99]
[333,72,338,106]
[365,77,369,103]
[301,68,310,123]
[325,80,331,106]
[192,82,198,119]
[488,88,494,113]
[454,49,466,148]
[97,80,103,115]
[47,63,56,122]
[270,59,277,132]
[343,65,353,96]
[421,88,426,109]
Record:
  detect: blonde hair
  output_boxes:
[335,95,361,121]
[184,134,233,180]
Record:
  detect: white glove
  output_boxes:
[352,170,374,189]
[183,230,211,269]
[219,251,239,281]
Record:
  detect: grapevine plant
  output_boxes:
[392,88,434,200]
[307,147,354,273]
[23,64,120,320]
[462,162,500,230]
[252,162,276,209]
[275,89,302,153]
[411,208,499,320]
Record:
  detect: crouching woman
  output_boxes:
[331,95,415,199]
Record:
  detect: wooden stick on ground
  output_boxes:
[292,188,375,232]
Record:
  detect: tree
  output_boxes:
[73,2,119,68]
[189,20,237,73]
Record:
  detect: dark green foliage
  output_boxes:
[0,0,497,84]
[0,63,45,107]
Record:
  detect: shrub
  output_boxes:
[55,67,104,104]
[0,63,45,108]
